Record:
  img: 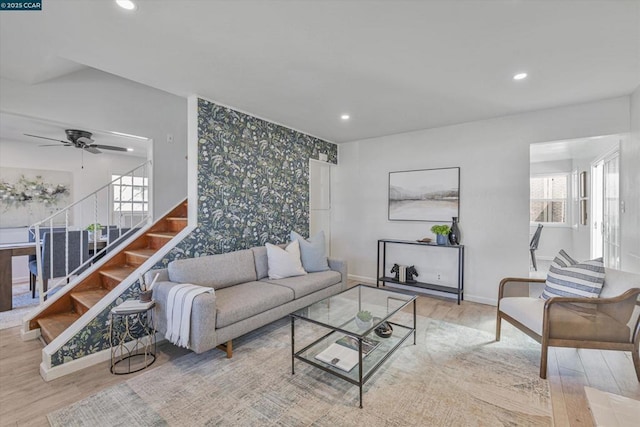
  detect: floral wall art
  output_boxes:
[0,167,72,228]
[50,98,337,366]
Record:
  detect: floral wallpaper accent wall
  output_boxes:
[160,98,337,264]
[50,98,337,366]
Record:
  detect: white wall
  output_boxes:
[621,86,640,273]
[0,139,144,281]
[0,68,188,217]
[333,96,631,305]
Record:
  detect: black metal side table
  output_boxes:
[109,301,156,375]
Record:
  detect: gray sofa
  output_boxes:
[147,245,347,356]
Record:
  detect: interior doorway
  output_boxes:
[529,135,621,274]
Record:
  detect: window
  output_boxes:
[530,174,568,224]
[112,175,148,213]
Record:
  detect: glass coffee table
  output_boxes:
[290,284,416,408]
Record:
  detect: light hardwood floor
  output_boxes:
[1,281,638,426]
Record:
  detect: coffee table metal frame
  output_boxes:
[290,284,416,408]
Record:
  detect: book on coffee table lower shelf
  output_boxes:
[315,336,380,372]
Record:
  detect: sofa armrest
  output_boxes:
[152,281,219,353]
[328,257,348,289]
[498,277,545,301]
[544,288,640,326]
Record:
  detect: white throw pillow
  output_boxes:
[266,240,307,279]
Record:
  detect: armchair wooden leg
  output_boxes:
[217,340,233,358]
[495,313,502,341]
[632,341,640,382]
[539,339,548,379]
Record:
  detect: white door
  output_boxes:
[602,152,620,268]
[590,150,620,268]
[309,160,331,256]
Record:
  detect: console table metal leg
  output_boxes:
[413,299,417,345]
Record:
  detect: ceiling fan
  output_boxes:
[24,129,128,154]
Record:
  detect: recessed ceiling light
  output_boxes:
[513,72,528,81]
[126,148,134,152]
[341,114,350,120]
[116,0,136,11]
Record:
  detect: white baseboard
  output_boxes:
[21,324,41,341]
[12,275,29,284]
[40,333,165,382]
[347,274,376,284]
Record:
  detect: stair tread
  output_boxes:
[37,312,81,343]
[166,217,187,221]
[100,265,137,281]
[146,231,178,238]
[70,288,109,309]
[124,248,156,258]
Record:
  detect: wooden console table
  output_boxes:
[376,239,465,304]
[0,242,36,312]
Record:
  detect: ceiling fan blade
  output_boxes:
[84,146,102,154]
[39,143,73,147]
[92,144,128,152]
[77,136,95,144]
[25,134,67,143]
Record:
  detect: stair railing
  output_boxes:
[30,160,152,304]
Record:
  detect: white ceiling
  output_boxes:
[530,135,620,163]
[1,0,639,143]
[0,113,148,158]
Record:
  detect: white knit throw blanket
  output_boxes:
[165,283,214,349]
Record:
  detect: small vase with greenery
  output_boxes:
[430,224,451,245]
[85,223,103,241]
[355,310,373,329]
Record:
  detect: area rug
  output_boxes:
[48,316,552,426]
[0,283,39,330]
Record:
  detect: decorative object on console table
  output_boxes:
[431,224,451,246]
[377,239,465,304]
[448,217,460,245]
[391,263,401,281]
[405,265,418,283]
[388,167,460,222]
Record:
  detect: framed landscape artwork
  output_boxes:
[388,167,460,222]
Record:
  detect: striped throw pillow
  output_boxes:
[540,250,605,300]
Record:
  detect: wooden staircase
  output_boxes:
[29,200,188,344]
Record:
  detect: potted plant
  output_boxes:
[430,224,451,245]
[85,223,103,241]
[355,310,373,329]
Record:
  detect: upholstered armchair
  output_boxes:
[496,268,640,380]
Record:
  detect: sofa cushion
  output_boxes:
[601,267,640,298]
[541,250,605,300]
[214,281,294,328]
[168,249,257,290]
[290,231,330,273]
[266,241,307,279]
[499,297,544,336]
[265,270,342,299]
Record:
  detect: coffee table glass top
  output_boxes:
[291,284,415,337]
